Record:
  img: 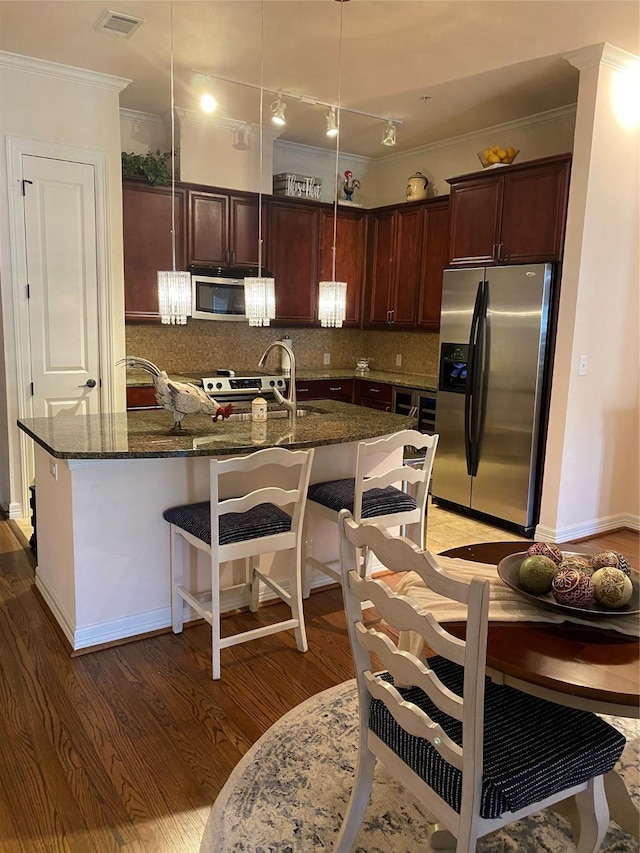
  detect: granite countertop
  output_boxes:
[125,367,438,392]
[17,401,417,460]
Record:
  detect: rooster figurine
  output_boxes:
[118,357,233,433]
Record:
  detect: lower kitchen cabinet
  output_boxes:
[123,180,187,322]
[126,386,160,409]
[296,378,354,403]
[355,379,393,412]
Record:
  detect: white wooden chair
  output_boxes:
[303,429,438,597]
[335,511,626,852]
[163,447,314,680]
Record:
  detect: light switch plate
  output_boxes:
[578,355,588,376]
[323,353,331,365]
[395,354,402,367]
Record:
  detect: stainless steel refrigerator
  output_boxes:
[432,263,553,535]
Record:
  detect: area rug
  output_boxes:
[201,680,639,852]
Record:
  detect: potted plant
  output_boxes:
[121,150,172,186]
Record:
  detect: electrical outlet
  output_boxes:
[50,460,58,480]
[323,352,331,365]
[395,354,402,367]
[578,355,588,376]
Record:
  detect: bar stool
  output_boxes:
[163,447,314,679]
[303,430,438,596]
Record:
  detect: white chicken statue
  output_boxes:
[118,356,233,433]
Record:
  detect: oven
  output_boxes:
[200,372,287,404]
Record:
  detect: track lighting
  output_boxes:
[381,120,397,147]
[325,106,339,138]
[199,92,217,113]
[270,95,287,126]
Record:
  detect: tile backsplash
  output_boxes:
[125,322,440,376]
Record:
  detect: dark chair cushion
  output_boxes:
[307,478,416,518]
[163,501,291,546]
[369,656,625,820]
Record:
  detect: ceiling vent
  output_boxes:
[95,9,145,38]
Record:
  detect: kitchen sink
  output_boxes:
[226,408,314,422]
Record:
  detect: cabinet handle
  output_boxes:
[369,388,380,393]
[329,386,342,391]
[498,242,503,260]
[389,309,395,324]
[230,250,235,265]
[297,387,310,392]
[224,249,230,265]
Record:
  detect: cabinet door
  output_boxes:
[367,210,396,326]
[188,190,228,266]
[296,378,354,402]
[229,194,262,267]
[448,176,502,266]
[392,206,423,327]
[500,159,570,263]
[268,201,320,325]
[355,379,393,411]
[123,181,187,322]
[417,200,450,330]
[319,208,366,327]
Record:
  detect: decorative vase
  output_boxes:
[406,172,429,202]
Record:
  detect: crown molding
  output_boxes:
[0,50,130,92]
[175,107,282,142]
[273,138,370,166]
[119,108,165,127]
[564,42,640,72]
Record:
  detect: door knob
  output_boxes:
[79,378,97,388]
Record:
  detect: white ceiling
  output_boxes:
[1,1,638,158]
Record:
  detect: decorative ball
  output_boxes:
[590,550,631,576]
[551,568,595,608]
[592,567,633,609]
[559,555,594,577]
[526,542,563,565]
[518,555,558,594]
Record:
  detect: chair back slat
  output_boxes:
[219,487,302,516]
[349,572,466,668]
[363,671,463,770]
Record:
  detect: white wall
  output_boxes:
[0,52,128,514]
[120,108,167,155]
[538,44,640,540]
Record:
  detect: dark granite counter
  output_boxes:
[18,401,416,460]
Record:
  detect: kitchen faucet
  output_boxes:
[258,340,297,419]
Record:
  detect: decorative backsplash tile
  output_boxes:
[125,322,440,377]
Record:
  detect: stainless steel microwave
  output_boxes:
[191,268,248,321]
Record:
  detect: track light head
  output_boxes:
[381,120,397,147]
[325,106,339,138]
[270,95,287,126]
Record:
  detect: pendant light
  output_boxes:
[244,1,275,327]
[318,0,347,329]
[157,2,191,325]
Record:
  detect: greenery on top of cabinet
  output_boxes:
[121,150,172,186]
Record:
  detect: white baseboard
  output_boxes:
[535,512,640,544]
[37,566,337,652]
[8,501,25,519]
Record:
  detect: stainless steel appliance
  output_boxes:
[432,263,554,535]
[190,266,269,321]
[200,372,286,403]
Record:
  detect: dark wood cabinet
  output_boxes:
[447,154,571,266]
[188,189,262,268]
[123,180,187,322]
[126,386,160,409]
[417,199,450,331]
[295,378,354,403]
[355,379,393,411]
[367,205,424,329]
[268,199,321,325]
[319,206,367,327]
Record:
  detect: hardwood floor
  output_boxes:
[0,518,637,852]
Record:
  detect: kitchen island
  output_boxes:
[18,402,415,653]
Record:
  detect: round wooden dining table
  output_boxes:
[439,541,639,717]
[439,540,640,842]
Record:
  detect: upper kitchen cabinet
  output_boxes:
[416,198,450,331]
[319,206,367,327]
[188,188,263,268]
[123,180,187,322]
[267,198,321,325]
[366,204,424,329]
[447,153,571,266]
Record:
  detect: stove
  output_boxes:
[200,372,287,402]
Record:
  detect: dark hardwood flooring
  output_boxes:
[0,519,637,852]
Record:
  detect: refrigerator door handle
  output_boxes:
[464,280,484,476]
[469,280,489,476]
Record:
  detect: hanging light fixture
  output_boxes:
[270,94,287,126]
[244,2,275,327]
[325,106,339,138]
[318,0,347,329]
[158,2,191,325]
[381,120,397,147]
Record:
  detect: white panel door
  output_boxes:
[23,155,101,417]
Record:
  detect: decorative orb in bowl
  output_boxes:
[478,146,519,168]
